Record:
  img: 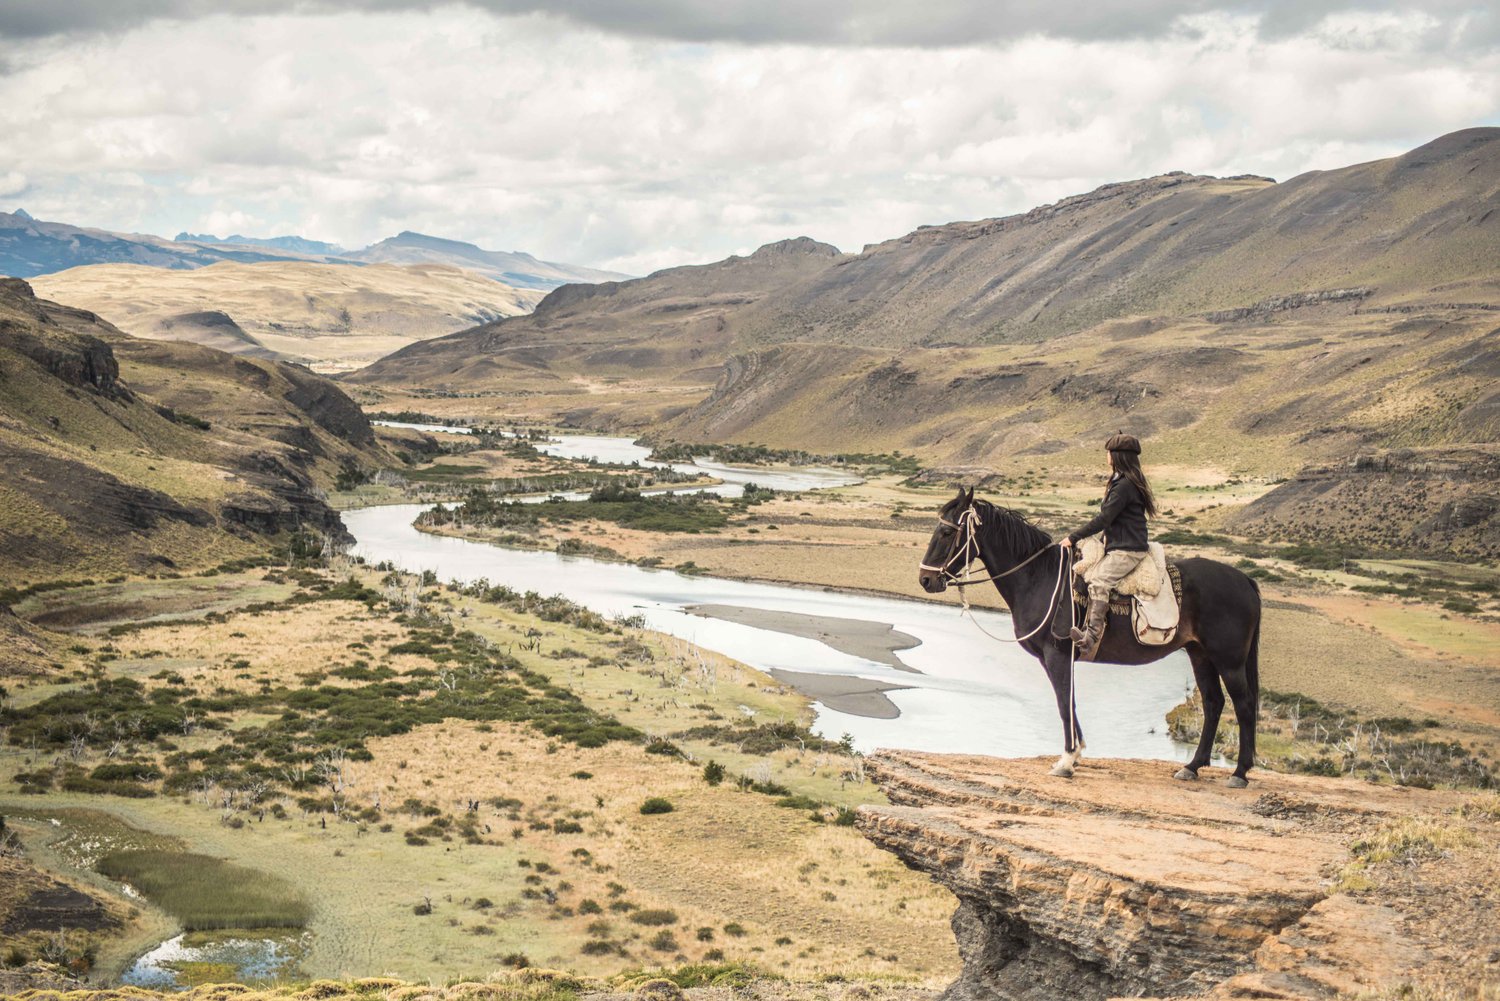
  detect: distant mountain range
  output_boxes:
[0,212,629,290]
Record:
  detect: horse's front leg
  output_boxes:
[1043,644,1086,777]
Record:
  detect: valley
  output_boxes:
[2,129,1497,1001]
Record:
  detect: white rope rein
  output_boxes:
[925,502,1081,750]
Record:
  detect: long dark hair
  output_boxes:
[1110,450,1158,517]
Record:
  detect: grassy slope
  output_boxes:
[0,281,389,590]
[0,570,957,984]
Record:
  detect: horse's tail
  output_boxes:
[1245,577,1262,720]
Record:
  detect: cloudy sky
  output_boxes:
[1,1,1496,274]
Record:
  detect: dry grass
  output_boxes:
[1,575,957,984]
[33,262,545,371]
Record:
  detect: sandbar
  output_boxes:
[683,603,922,670]
[766,668,912,720]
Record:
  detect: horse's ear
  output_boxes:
[964,486,975,506]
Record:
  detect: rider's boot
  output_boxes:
[1069,597,1109,660]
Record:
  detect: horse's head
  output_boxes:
[918,487,978,593]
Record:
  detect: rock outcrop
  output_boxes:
[857,752,1474,1001]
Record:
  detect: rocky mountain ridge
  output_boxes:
[0,279,387,587]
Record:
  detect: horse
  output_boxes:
[917,488,1262,787]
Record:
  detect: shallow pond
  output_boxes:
[122,932,304,989]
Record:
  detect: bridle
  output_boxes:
[921,498,1083,752]
[921,501,1074,644]
[920,502,1058,588]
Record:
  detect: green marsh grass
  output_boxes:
[96,850,311,930]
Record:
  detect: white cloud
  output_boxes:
[0,6,1494,271]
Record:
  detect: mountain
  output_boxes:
[2,212,627,291]
[354,128,1498,403]
[349,236,842,390]
[32,260,546,372]
[345,230,630,289]
[0,211,335,276]
[176,231,346,255]
[0,278,389,584]
[350,130,1500,555]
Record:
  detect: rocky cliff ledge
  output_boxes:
[857,753,1490,1001]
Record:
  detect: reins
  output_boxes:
[924,501,1081,750]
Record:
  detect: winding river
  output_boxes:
[348,431,1196,761]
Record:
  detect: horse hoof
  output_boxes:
[1226,775,1250,789]
[1173,767,1198,782]
[1049,764,1074,778]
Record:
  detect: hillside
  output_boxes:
[349,130,1500,555]
[349,237,843,393]
[32,260,548,371]
[355,129,1498,389]
[0,278,387,590]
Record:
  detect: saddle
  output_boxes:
[1051,537,1183,646]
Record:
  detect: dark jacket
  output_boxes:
[1068,473,1148,552]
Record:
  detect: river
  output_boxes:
[346,431,1195,761]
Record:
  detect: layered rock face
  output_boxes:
[857,753,1465,1001]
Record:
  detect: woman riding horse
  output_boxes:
[1059,432,1156,660]
[917,439,1263,786]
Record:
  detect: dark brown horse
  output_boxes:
[918,489,1262,786]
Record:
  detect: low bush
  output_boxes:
[640,797,675,815]
[630,908,679,926]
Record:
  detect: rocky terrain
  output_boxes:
[857,752,1496,1001]
[0,278,388,593]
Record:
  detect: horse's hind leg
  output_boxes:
[1176,644,1224,781]
[1221,666,1257,787]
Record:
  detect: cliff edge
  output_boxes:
[857,752,1495,1001]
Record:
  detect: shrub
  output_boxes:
[501,953,531,969]
[695,926,714,942]
[722,922,746,937]
[581,940,616,956]
[552,819,584,834]
[630,908,679,926]
[702,760,725,786]
[578,899,603,915]
[648,930,679,952]
[775,794,823,810]
[640,797,675,815]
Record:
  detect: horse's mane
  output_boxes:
[972,498,1052,557]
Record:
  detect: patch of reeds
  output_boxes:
[96,849,311,930]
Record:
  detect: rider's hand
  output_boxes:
[1059,537,1073,548]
